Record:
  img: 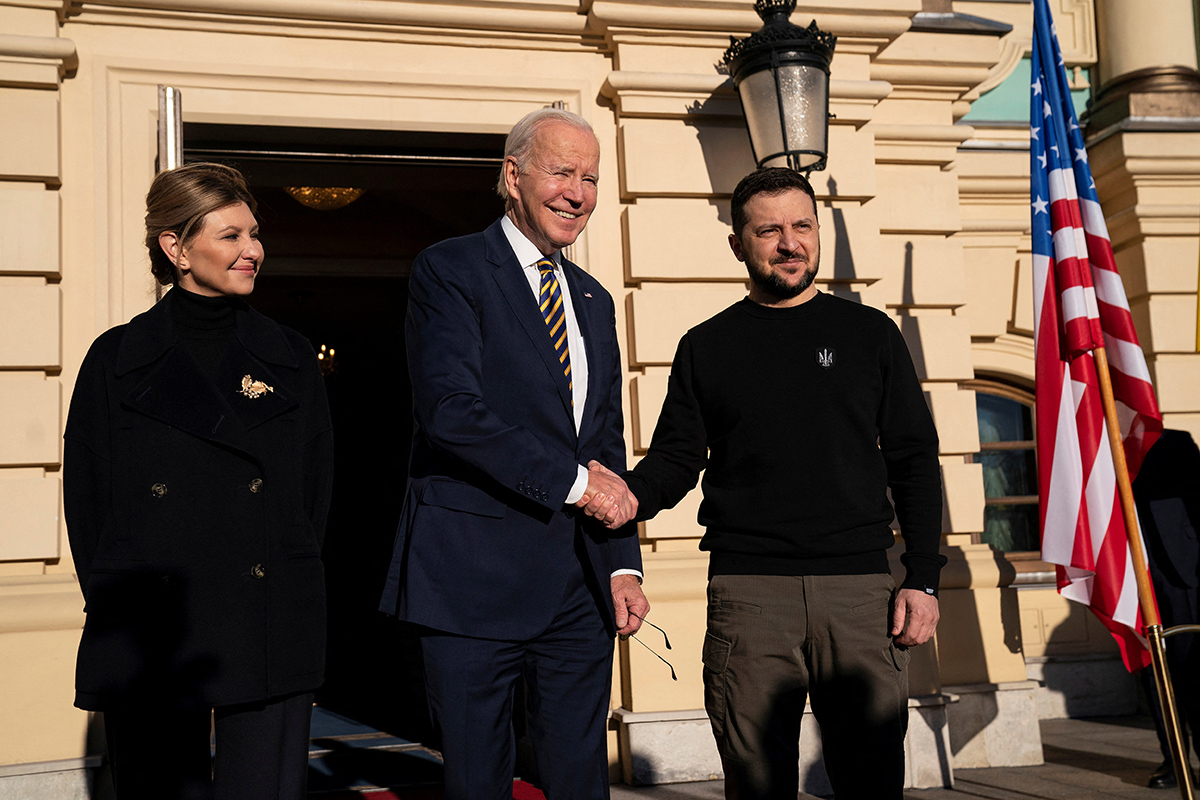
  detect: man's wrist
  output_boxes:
[611,569,643,584]
[564,465,590,505]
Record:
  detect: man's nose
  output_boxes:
[779,228,800,252]
[562,180,584,204]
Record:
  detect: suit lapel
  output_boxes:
[487,225,574,418]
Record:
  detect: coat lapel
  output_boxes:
[122,346,253,454]
[115,292,300,455]
[214,351,297,431]
[561,261,605,439]
[486,223,574,418]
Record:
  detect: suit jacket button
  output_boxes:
[151,483,167,498]
[251,564,266,579]
[249,478,263,493]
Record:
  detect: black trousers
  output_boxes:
[103,692,314,800]
[420,557,613,800]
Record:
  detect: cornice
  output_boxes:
[70,0,592,36]
[590,1,911,58]
[589,2,912,38]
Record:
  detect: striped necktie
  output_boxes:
[537,258,572,398]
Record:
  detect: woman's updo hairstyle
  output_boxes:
[144,162,257,286]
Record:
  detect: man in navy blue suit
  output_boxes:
[380,107,649,799]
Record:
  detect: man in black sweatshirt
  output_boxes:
[587,167,944,798]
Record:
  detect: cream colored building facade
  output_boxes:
[2,0,1199,795]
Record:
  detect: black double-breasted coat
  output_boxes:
[63,294,334,711]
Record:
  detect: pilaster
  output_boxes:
[0,1,91,788]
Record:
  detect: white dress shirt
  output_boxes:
[500,216,591,505]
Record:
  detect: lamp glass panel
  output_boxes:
[778,64,827,169]
[737,64,827,169]
[738,69,785,164]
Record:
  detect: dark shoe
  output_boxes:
[1148,761,1176,790]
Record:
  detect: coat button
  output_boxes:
[151,483,167,498]
[251,564,266,579]
[249,478,263,493]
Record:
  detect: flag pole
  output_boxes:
[1092,346,1193,799]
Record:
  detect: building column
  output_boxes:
[1087,0,1200,440]
[0,2,95,796]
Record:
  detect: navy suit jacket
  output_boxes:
[380,219,641,640]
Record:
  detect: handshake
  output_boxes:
[574,461,639,529]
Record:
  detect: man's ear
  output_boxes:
[729,232,745,262]
[503,156,521,199]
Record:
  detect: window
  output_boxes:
[965,381,1039,553]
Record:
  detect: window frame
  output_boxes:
[963,378,1043,558]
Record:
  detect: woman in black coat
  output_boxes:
[63,163,334,800]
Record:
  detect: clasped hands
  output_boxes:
[575,460,638,529]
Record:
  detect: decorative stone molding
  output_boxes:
[70,0,590,38]
[0,33,77,87]
[600,70,891,125]
[1085,65,1200,137]
[1049,0,1097,65]
[590,1,913,38]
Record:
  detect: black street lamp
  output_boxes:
[723,0,837,175]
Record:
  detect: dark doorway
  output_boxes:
[184,123,506,742]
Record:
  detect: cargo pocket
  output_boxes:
[702,631,733,747]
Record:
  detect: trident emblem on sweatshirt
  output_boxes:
[816,348,835,369]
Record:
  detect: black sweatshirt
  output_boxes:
[624,292,946,594]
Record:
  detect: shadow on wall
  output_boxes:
[939,548,1024,764]
[1037,598,1138,718]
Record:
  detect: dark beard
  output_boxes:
[749,258,818,300]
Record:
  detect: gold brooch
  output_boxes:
[239,374,274,399]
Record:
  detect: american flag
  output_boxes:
[1030,0,1163,671]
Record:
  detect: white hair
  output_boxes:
[496,107,598,201]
